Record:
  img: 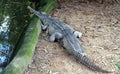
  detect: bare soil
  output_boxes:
[23,1,120,74]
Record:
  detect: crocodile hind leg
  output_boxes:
[73,31,82,38]
[45,32,63,42]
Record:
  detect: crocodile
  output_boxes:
[27,6,112,73]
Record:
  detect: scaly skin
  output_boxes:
[27,6,112,73]
[60,29,111,73]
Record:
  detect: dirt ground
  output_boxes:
[23,1,120,74]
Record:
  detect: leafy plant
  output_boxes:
[116,63,120,68]
[115,63,120,74]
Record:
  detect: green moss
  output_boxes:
[2,18,41,74]
[1,0,58,74]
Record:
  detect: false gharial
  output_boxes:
[27,6,112,73]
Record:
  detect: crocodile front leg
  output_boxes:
[41,24,48,31]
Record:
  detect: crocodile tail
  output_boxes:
[75,53,112,73]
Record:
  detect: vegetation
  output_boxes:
[0,0,57,74]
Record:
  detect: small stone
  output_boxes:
[28,64,36,69]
